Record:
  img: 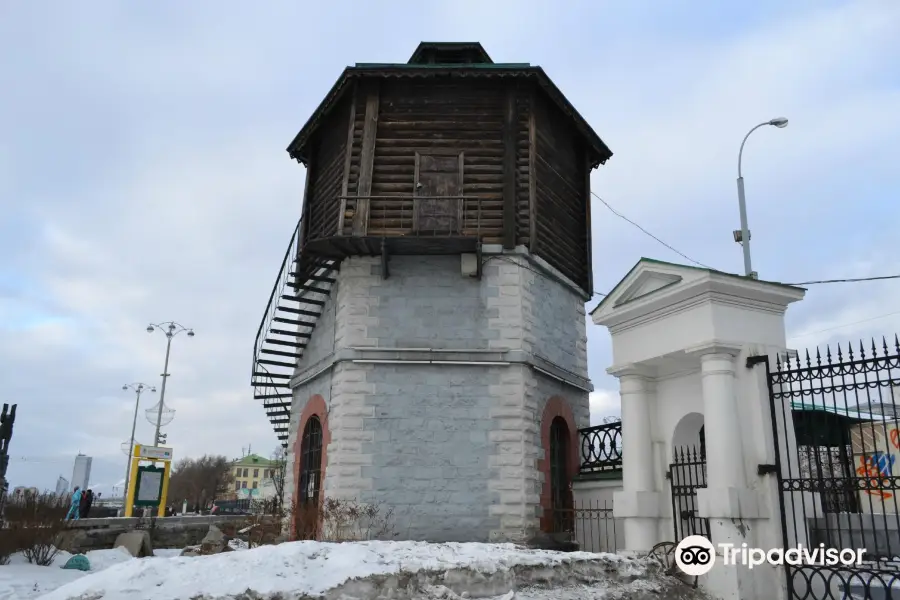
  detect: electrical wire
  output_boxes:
[784,275,900,286]
[590,191,713,270]
[788,310,900,340]
[491,156,900,295]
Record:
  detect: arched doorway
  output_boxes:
[549,416,574,531]
[298,416,323,505]
[669,412,709,541]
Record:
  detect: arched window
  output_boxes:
[549,416,572,519]
[298,416,323,505]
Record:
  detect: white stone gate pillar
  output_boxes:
[590,258,805,599]
[613,369,660,552]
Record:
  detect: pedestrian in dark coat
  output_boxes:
[80,489,94,518]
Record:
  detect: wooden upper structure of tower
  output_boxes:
[285,41,612,295]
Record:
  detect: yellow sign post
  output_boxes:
[124,444,173,518]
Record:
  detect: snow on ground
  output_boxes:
[29,541,633,600]
[0,547,134,600]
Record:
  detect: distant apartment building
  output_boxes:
[231,454,278,496]
[11,486,39,500]
[71,454,92,491]
[55,476,70,496]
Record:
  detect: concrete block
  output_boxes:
[113,530,153,558]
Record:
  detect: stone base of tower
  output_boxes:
[282,253,591,544]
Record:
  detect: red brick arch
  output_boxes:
[291,394,330,539]
[538,396,579,532]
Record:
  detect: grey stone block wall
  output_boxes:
[284,252,591,543]
[522,264,589,378]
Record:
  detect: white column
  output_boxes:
[621,374,654,492]
[613,370,660,552]
[696,348,762,600]
[700,352,746,490]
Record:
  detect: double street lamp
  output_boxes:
[735,117,789,278]
[146,322,195,446]
[121,382,155,500]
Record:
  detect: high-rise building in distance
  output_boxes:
[71,454,92,491]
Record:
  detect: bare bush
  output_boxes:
[289,496,321,541]
[4,491,70,565]
[285,496,396,543]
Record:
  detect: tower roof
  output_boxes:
[287,42,613,168]
[407,42,494,65]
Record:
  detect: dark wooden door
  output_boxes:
[414,152,463,234]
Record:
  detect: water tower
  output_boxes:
[252,42,612,543]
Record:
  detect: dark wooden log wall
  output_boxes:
[531,92,590,290]
[302,75,592,293]
[366,79,510,242]
[306,94,352,239]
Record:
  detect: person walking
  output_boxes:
[65,487,82,521]
[80,489,94,518]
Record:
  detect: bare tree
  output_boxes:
[167,455,234,511]
[270,446,287,515]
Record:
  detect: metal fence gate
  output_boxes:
[668,445,710,542]
[762,340,900,600]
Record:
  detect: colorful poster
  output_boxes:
[850,419,900,512]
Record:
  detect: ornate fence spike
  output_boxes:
[804,348,812,368]
[895,333,900,355]
[882,336,890,357]
[825,344,833,365]
[815,347,823,366]
[859,339,867,360]
[871,338,879,358]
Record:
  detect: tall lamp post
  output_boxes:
[735,117,789,278]
[121,383,155,501]
[147,322,194,445]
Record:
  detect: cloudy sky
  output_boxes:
[2,0,898,494]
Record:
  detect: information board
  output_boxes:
[134,466,165,507]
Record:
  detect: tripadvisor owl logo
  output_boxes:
[675,535,716,576]
[673,535,867,576]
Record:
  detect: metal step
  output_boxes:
[265,338,306,348]
[281,295,326,306]
[290,284,332,294]
[255,393,290,400]
[258,359,295,368]
[252,379,290,388]
[272,317,315,332]
[253,371,290,379]
[289,272,335,283]
[260,348,302,358]
[276,306,322,318]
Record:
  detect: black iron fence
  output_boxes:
[578,422,623,474]
[667,445,710,542]
[549,499,620,553]
[763,339,900,600]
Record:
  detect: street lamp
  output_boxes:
[147,322,195,445]
[735,117,789,278]
[121,383,155,501]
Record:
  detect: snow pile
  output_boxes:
[34,541,653,600]
[0,547,133,600]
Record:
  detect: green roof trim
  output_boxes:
[354,63,531,69]
[588,258,807,316]
[285,45,613,169]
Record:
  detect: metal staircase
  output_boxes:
[252,218,339,446]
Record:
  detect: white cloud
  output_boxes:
[589,390,621,426]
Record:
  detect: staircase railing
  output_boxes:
[252,218,302,413]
